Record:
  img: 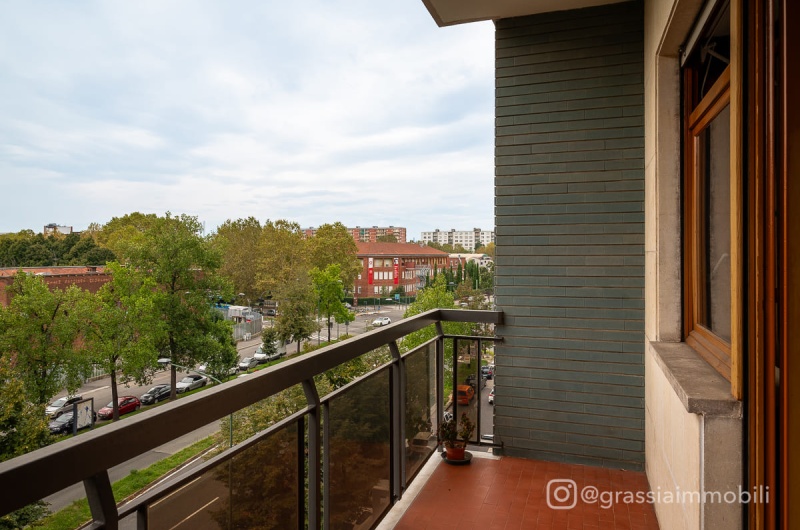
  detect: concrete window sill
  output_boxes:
[649,341,742,418]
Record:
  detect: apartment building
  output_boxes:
[302,226,407,243]
[419,228,494,249]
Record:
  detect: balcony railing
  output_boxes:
[0,308,502,530]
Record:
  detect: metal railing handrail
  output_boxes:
[0,308,502,518]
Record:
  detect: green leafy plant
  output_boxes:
[437,412,475,448]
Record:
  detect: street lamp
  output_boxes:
[157,358,233,447]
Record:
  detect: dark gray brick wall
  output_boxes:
[493,1,645,470]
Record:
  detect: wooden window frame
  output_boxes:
[681,0,743,398]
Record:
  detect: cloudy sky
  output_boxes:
[0,1,495,240]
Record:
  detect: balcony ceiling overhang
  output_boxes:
[421,0,630,26]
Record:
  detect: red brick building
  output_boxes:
[0,266,109,307]
[352,242,449,302]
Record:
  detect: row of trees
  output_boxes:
[210,219,358,350]
[0,230,116,267]
[0,215,362,434]
[0,214,237,427]
[424,240,495,256]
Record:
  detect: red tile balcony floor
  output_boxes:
[387,452,660,530]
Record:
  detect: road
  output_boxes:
[44,305,408,514]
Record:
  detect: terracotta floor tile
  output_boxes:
[392,454,660,529]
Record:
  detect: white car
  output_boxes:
[254,341,287,363]
[372,317,392,326]
[176,375,207,393]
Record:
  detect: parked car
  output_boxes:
[456,384,475,405]
[176,374,207,393]
[466,373,487,389]
[45,395,83,419]
[48,410,97,435]
[140,384,171,405]
[488,387,495,405]
[254,341,287,363]
[372,316,391,326]
[265,308,277,317]
[481,364,494,379]
[197,362,237,376]
[97,396,141,420]
[238,356,258,371]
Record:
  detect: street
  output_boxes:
[43,305,408,514]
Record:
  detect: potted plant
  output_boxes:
[438,412,476,461]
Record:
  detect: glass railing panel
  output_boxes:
[403,342,436,484]
[326,368,391,530]
[454,339,481,444]
[145,421,300,530]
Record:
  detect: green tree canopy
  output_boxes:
[255,220,309,300]
[81,262,163,420]
[96,212,160,262]
[125,213,230,399]
[0,273,89,404]
[210,217,263,301]
[310,264,350,343]
[307,222,361,289]
[273,274,317,354]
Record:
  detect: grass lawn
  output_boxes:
[34,436,215,530]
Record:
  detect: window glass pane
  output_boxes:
[697,104,731,342]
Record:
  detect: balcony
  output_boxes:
[0,308,658,529]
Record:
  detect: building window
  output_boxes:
[682,0,739,384]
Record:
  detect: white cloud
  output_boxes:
[0,1,495,239]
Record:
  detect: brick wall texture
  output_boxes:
[493,1,645,469]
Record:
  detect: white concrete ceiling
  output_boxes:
[421,0,630,26]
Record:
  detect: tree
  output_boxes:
[400,275,471,354]
[256,220,309,300]
[479,242,495,258]
[125,213,230,399]
[310,264,350,343]
[96,212,160,262]
[307,222,361,288]
[376,234,397,243]
[210,217,263,301]
[195,311,238,384]
[0,272,89,405]
[81,262,162,421]
[273,275,317,354]
[0,356,49,527]
[426,241,468,253]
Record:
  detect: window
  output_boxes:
[682,0,740,385]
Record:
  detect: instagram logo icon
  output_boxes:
[547,479,578,510]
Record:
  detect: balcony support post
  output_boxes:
[389,341,404,500]
[303,379,321,530]
[84,470,117,530]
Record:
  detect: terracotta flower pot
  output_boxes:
[445,445,466,460]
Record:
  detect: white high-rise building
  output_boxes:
[420,228,494,250]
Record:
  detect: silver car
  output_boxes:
[45,395,83,419]
[238,357,258,371]
[176,375,207,393]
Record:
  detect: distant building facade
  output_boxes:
[302,226,407,243]
[420,228,494,249]
[352,242,449,301]
[43,223,74,236]
[0,266,109,307]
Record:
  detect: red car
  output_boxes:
[97,396,141,420]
